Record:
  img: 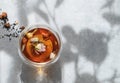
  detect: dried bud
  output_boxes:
[22,37,27,44]
[4,22,10,28]
[20,26,25,30]
[26,33,33,38]
[15,21,18,25]
[35,43,46,52]
[2,12,7,18]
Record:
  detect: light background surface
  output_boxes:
[0,0,120,83]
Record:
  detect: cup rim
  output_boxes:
[18,24,62,67]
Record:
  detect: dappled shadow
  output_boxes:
[103,69,120,83]
[16,0,28,26]
[16,0,49,25]
[101,0,115,10]
[75,73,99,83]
[61,26,109,64]
[60,26,78,63]
[0,20,22,83]
[102,0,120,37]
[0,33,22,83]
[61,26,109,83]
[78,29,109,65]
[102,12,120,27]
[0,1,29,83]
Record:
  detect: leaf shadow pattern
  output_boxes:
[102,12,120,27]
[20,60,62,83]
[0,0,29,83]
[0,15,23,83]
[101,0,120,37]
[33,6,49,23]
[0,31,22,83]
[75,73,99,83]
[60,26,78,63]
[102,69,120,83]
[55,0,64,8]
[16,0,28,26]
[16,0,49,25]
[78,29,109,65]
[61,26,109,83]
[101,0,115,10]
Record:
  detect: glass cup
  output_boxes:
[18,24,62,68]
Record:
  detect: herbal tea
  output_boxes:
[21,28,60,63]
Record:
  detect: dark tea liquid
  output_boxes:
[21,28,60,63]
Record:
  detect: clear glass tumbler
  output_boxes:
[18,24,62,68]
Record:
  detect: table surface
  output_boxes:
[0,0,120,83]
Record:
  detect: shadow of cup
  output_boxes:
[20,59,62,83]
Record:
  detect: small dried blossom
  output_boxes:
[50,53,56,59]
[35,43,46,52]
